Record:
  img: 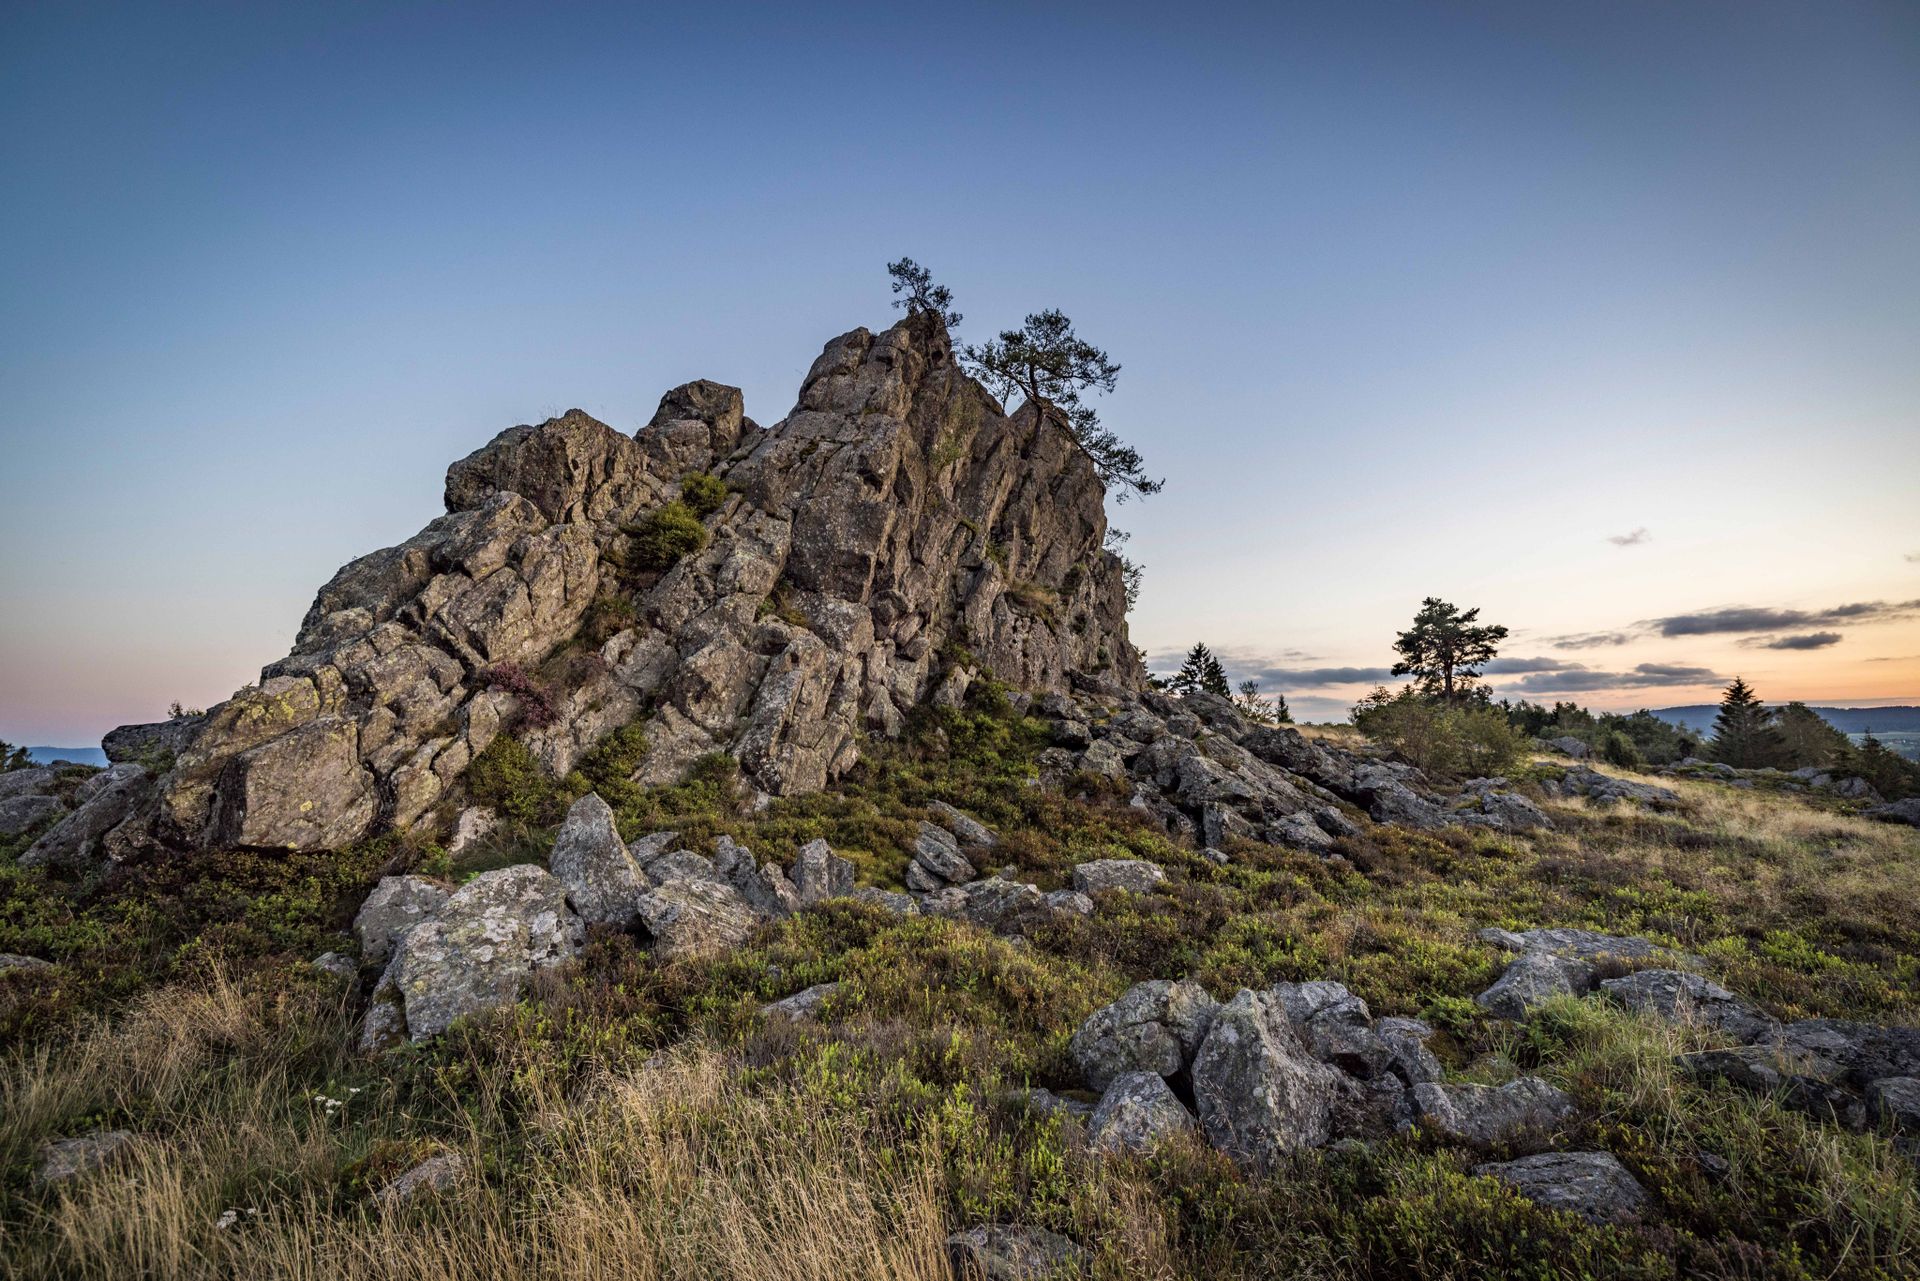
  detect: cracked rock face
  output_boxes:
[91,311,1140,856]
[1190,988,1349,1171]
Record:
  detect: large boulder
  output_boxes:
[548,793,646,928]
[1070,979,1219,1092]
[635,878,762,960]
[376,864,584,1041]
[22,764,153,870]
[1190,989,1348,1171]
[1071,858,1166,896]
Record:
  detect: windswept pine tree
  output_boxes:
[1390,598,1508,703]
[1709,678,1787,769]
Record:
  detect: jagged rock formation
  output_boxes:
[67,313,1138,857]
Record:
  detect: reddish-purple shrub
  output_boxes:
[480,661,557,729]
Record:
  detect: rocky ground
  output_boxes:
[2,314,1918,1279]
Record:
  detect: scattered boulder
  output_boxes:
[1865,797,1920,828]
[1599,970,1776,1043]
[1476,1152,1649,1225]
[1070,858,1165,896]
[790,838,854,906]
[0,953,52,975]
[377,1152,467,1207]
[1546,736,1590,759]
[1775,1018,1920,1086]
[21,763,153,870]
[378,864,583,1041]
[946,1225,1088,1281]
[1458,789,1554,833]
[1867,1077,1920,1132]
[1475,950,1594,1020]
[1377,1017,1445,1086]
[921,877,1065,936]
[353,875,452,965]
[35,1131,136,1186]
[1677,1047,1870,1129]
[548,793,646,928]
[929,800,998,850]
[1407,1076,1574,1146]
[447,805,497,855]
[761,982,841,1021]
[1266,810,1337,853]
[909,822,976,890]
[850,886,919,915]
[714,836,801,918]
[1088,1071,1197,1156]
[1010,1087,1094,1121]
[1545,767,1678,808]
[1191,988,1347,1171]
[1044,889,1095,917]
[635,878,761,960]
[1070,979,1219,1092]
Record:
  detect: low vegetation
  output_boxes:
[3,687,1917,1279]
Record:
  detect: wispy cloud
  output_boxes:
[1497,662,1723,695]
[1607,527,1650,547]
[1646,600,1920,637]
[1480,656,1580,674]
[1545,630,1633,650]
[1738,631,1843,651]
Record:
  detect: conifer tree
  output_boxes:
[1709,677,1787,769]
[1390,597,1509,703]
[1774,702,1850,769]
[1170,642,1230,698]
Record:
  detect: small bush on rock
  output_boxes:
[679,471,728,517]
[627,500,708,571]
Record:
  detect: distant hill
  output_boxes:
[24,746,109,767]
[1648,704,1920,736]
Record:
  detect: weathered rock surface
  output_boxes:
[1599,970,1777,1043]
[101,313,1141,856]
[790,838,854,906]
[1070,979,1219,1092]
[548,793,645,928]
[0,953,52,974]
[1477,927,1663,963]
[0,792,65,836]
[374,865,583,1041]
[635,877,761,960]
[1867,1077,1920,1132]
[920,877,1070,936]
[761,982,841,1021]
[378,1152,467,1206]
[353,875,452,965]
[22,764,153,870]
[946,1225,1089,1281]
[1088,1071,1197,1156]
[1475,950,1595,1020]
[1542,766,1679,808]
[1477,1152,1649,1225]
[1865,797,1920,827]
[1407,1077,1574,1146]
[1071,858,1165,896]
[928,800,997,850]
[1191,988,1348,1171]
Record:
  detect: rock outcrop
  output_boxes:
[72,312,1140,859]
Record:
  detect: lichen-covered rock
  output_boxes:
[1775,1018,1920,1086]
[377,1152,467,1206]
[548,793,646,928]
[381,865,583,1040]
[910,822,976,885]
[1089,1071,1197,1156]
[1476,1152,1649,1225]
[790,838,854,906]
[1191,988,1348,1171]
[1475,950,1594,1020]
[919,876,1064,936]
[929,800,997,850]
[850,886,919,915]
[1071,858,1165,896]
[353,875,451,965]
[22,763,153,870]
[946,1225,1089,1281]
[635,877,761,959]
[1070,979,1219,1092]
[1599,970,1777,1043]
[1407,1076,1574,1146]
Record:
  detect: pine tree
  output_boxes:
[1390,598,1509,703]
[1709,678,1786,769]
[1774,702,1851,769]
[1170,642,1230,697]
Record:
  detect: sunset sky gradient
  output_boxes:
[2,1,1916,743]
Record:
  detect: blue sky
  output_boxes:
[2,1,1917,742]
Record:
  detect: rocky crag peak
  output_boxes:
[54,312,1140,861]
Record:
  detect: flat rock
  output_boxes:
[1070,858,1165,896]
[1476,1151,1649,1225]
[447,805,497,855]
[1088,1070,1196,1156]
[850,886,919,915]
[920,877,1062,936]
[1477,927,1662,962]
[1407,1076,1575,1146]
[36,1131,136,1186]
[946,1224,1089,1281]
[1599,970,1777,1043]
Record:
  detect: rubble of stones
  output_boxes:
[1471,926,1920,1157]
[1017,681,1557,852]
[38,310,1140,869]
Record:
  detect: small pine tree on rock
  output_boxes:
[1709,678,1787,769]
[1170,643,1230,698]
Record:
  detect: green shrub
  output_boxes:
[627,500,708,570]
[1600,729,1643,768]
[679,471,728,517]
[465,735,565,824]
[1351,688,1524,779]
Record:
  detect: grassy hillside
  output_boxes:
[3,701,1918,1280]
